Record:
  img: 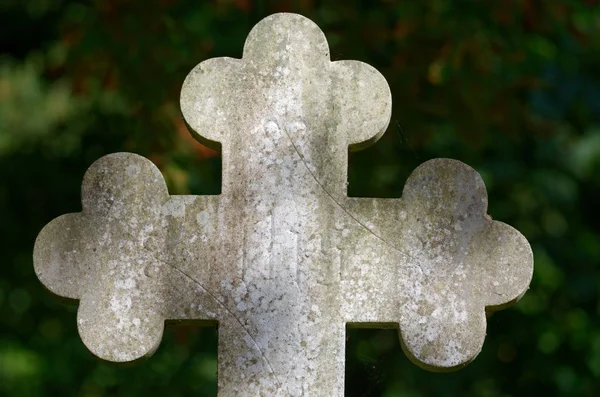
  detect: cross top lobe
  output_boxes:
[181,13,391,196]
[34,13,533,396]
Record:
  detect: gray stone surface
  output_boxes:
[34,13,533,396]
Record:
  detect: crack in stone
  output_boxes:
[280,120,425,275]
[166,262,284,391]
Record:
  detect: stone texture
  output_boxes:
[34,13,533,396]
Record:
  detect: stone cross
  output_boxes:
[34,13,533,396]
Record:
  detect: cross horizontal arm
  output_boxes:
[340,159,533,371]
[34,153,229,361]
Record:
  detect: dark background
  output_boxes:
[1,0,599,396]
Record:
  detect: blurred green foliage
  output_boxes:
[1,0,599,396]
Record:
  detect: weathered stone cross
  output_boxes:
[34,13,533,396]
